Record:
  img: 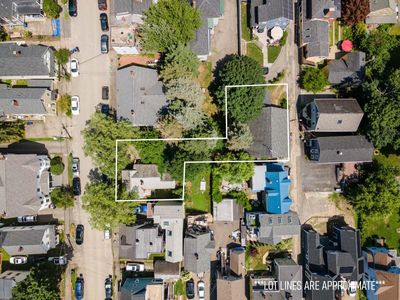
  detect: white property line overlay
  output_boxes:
[115,83,290,202]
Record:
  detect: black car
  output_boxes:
[102,86,109,100]
[72,177,81,196]
[76,224,84,245]
[98,0,107,10]
[68,0,77,17]
[105,276,112,299]
[100,13,109,32]
[101,35,109,54]
[101,104,110,115]
[186,279,195,299]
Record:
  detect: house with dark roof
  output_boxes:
[0,154,52,218]
[249,0,293,30]
[154,260,180,281]
[366,0,400,24]
[116,65,168,126]
[212,198,241,222]
[363,246,400,300]
[301,98,364,132]
[111,0,155,24]
[184,229,214,274]
[327,51,366,86]
[0,270,30,300]
[119,222,164,260]
[0,87,54,121]
[306,135,374,164]
[189,0,223,60]
[248,106,288,159]
[120,277,164,300]
[251,258,302,300]
[0,44,55,79]
[0,0,43,27]
[0,225,57,255]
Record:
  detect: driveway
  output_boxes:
[67,0,113,299]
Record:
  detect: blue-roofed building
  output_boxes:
[121,277,164,300]
[265,163,292,214]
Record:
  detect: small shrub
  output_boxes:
[50,156,64,175]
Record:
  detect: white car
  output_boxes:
[48,256,67,265]
[72,157,80,177]
[104,229,111,240]
[197,280,205,300]
[71,96,80,116]
[10,256,28,264]
[126,263,144,272]
[348,281,357,297]
[17,215,37,223]
[70,58,79,77]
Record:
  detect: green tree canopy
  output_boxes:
[50,156,64,175]
[54,48,70,65]
[214,55,265,123]
[228,191,252,210]
[300,67,328,93]
[82,182,138,230]
[227,122,253,151]
[50,186,74,208]
[213,151,255,183]
[43,0,62,19]
[0,121,24,143]
[56,94,71,117]
[140,0,202,52]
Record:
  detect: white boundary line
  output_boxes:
[115,83,290,202]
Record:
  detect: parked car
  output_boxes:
[72,157,80,177]
[98,0,107,10]
[75,224,84,245]
[100,13,109,31]
[17,215,37,223]
[73,177,81,195]
[104,228,111,240]
[105,276,112,299]
[75,275,84,300]
[101,34,109,54]
[102,86,109,100]
[126,263,144,272]
[197,281,205,300]
[186,279,195,299]
[70,58,79,77]
[71,96,80,116]
[48,256,67,265]
[10,256,28,265]
[348,281,357,297]
[69,0,77,17]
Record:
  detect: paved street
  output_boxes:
[67,1,113,299]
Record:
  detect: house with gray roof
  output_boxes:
[306,135,374,164]
[153,202,184,263]
[122,164,176,199]
[248,106,289,159]
[0,0,43,27]
[366,0,400,24]
[0,225,56,255]
[327,51,366,86]
[184,230,214,274]
[189,0,223,60]
[0,270,30,300]
[0,154,51,218]
[0,87,54,121]
[0,44,55,79]
[216,276,246,300]
[111,0,156,24]
[246,211,301,245]
[301,98,364,132]
[116,65,168,126]
[119,223,164,260]
[121,277,164,300]
[212,198,241,222]
[250,0,293,30]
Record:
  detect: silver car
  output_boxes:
[72,157,80,177]
[17,215,37,223]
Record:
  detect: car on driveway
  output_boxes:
[186,279,195,299]
[10,256,28,264]
[72,157,80,177]
[105,276,112,299]
[101,34,109,54]
[69,0,77,17]
[48,256,67,265]
[197,280,205,300]
[126,263,144,272]
[100,13,109,31]
[76,224,84,245]
[71,96,80,116]
[73,177,81,195]
[98,0,107,10]
[70,58,79,77]
[17,215,37,223]
[75,275,84,300]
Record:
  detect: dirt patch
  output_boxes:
[268,85,286,106]
[118,54,160,68]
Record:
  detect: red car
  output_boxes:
[98,0,107,10]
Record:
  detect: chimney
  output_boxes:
[12,99,19,106]
[12,50,22,56]
[337,151,343,155]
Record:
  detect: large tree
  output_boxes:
[50,187,74,208]
[82,182,138,230]
[214,55,265,122]
[0,121,24,143]
[300,67,328,93]
[42,0,62,19]
[140,0,202,52]
[213,151,255,183]
[341,0,370,26]
[227,123,253,151]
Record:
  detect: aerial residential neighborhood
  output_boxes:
[0,0,399,300]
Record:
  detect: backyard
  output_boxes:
[185,165,211,213]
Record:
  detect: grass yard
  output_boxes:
[185,166,211,213]
[174,279,186,298]
[245,239,292,270]
[268,46,281,64]
[247,43,263,66]
[241,3,252,41]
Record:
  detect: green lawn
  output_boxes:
[241,3,251,41]
[174,279,186,298]
[268,46,281,63]
[247,43,263,66]
[185,165,211,213]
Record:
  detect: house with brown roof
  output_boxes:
[216,276,246,300]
